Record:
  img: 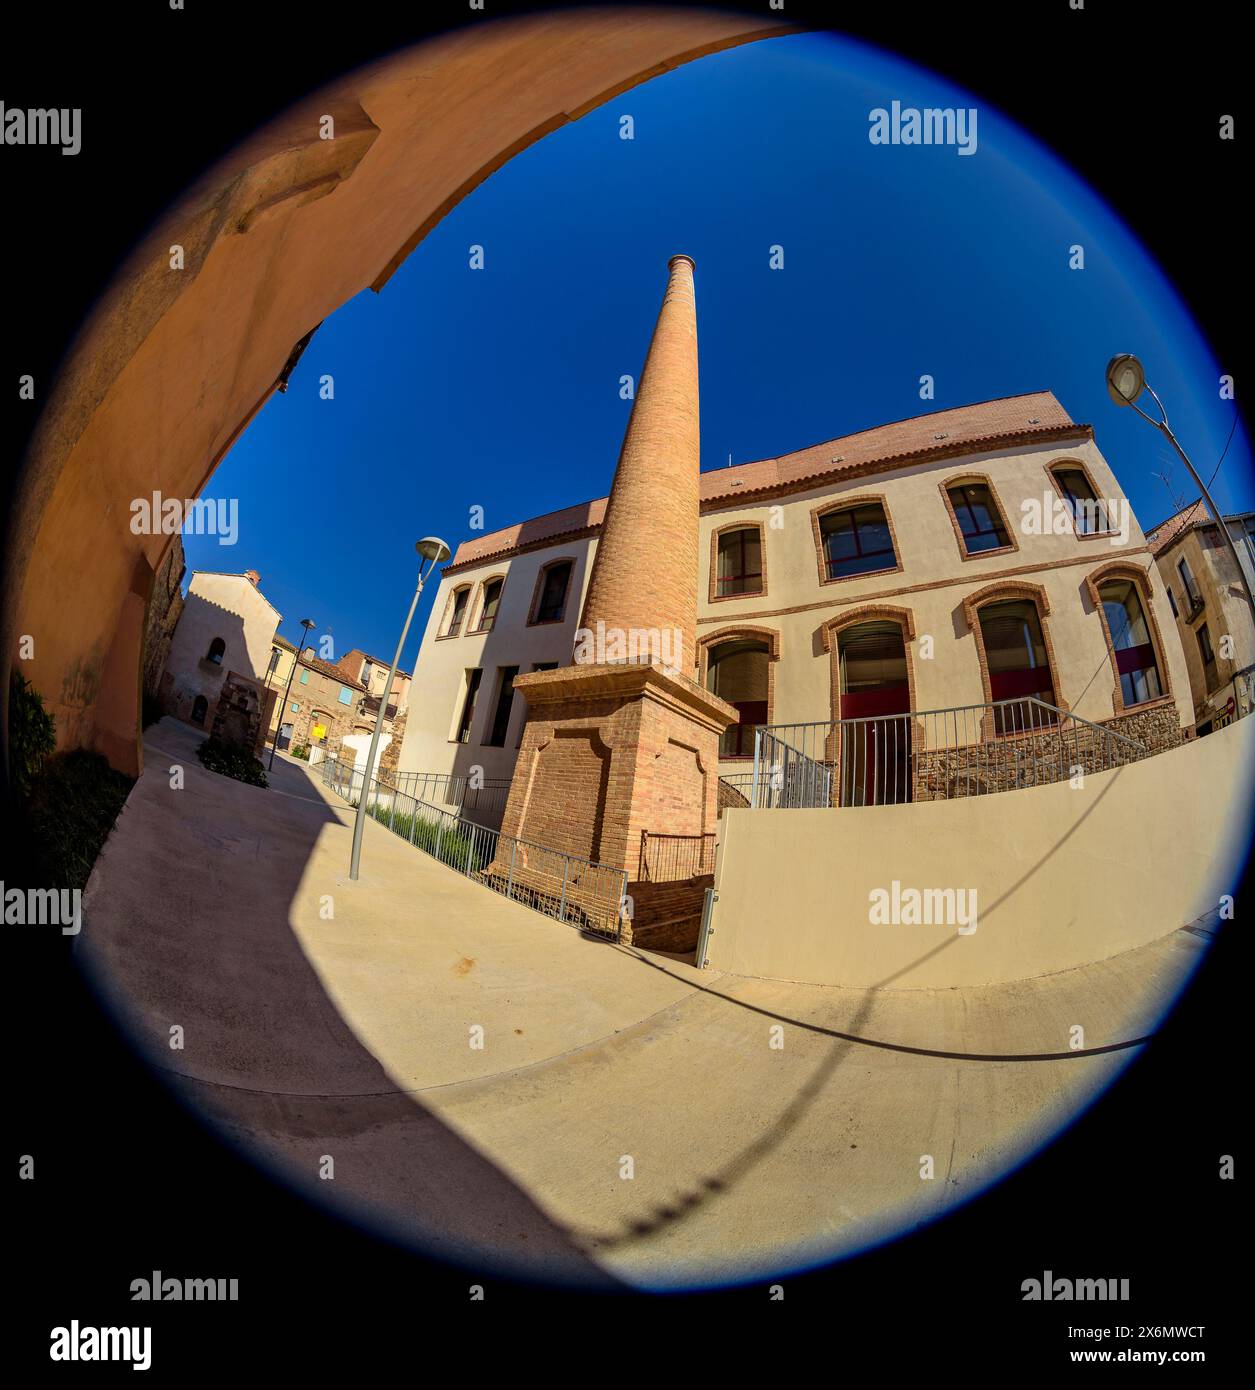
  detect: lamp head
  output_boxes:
[416,536,451,568]
[299,617,316,630]
[1106,354,1146,407]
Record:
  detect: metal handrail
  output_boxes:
[750,695,1151,809]
[320,756,626,937]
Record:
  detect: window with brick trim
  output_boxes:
[443,585,470,636]
[947,481,1010,554]
[715,527,763,597]
[473,578,503,632]
[818,503,896,580]
[706,637,770,758]
[455,669,483,743]
[1098,578,1164,707]
[977,598,1057,732]
[485,666,519,747]
[533,561,573,623]
[1050,464,1109,535]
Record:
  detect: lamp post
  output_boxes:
[1105,354,1255,630]
[349,536,450,881]
[269,617,317,771]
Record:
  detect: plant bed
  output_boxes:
[197,738,268,787]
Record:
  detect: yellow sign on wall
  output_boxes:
[312,724,327,740]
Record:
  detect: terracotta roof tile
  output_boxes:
[1146,499,1208,557]
[449,391,1077,569]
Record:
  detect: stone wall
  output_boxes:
[912,703,1185,802]
[209,671,265,755]
[142,537,185,701]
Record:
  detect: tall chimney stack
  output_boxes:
[578,254,700,673]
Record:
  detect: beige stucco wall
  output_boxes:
[396,537,599,784]
[399,433,1193,788]
[163,573,280,722]
[697,437,1192,780]
[707,714,1255,989]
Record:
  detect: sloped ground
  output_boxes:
[76,716,1203,1288]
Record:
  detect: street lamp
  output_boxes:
[349,536,451,881]
[1104,354,1255,629]
[268,617,317,771]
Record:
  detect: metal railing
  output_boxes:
[389,769,513,825]
[638,830,716,882]
[751,696,1148,809]
[320,757,626,938]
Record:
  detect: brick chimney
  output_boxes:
[492,258,736,939]
[578,254,699,675]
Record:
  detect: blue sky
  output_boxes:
[184,29,1251,664]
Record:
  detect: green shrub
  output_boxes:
[290,743,310,761]
[197,738,268,787]
[20,750,134,891]
[365,800,487,870]
[8,671,57,805]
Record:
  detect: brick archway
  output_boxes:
[962,578,1069,722]
[1083,559,1176,715]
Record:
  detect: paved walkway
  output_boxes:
[78,717,1203,1288]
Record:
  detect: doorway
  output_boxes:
[837,620,911,805]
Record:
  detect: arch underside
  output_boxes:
[5,8,794,775]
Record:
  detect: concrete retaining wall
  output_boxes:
[708,717,1255,988]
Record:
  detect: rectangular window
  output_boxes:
[338,686,353,705]
[716,528,764,596]
[455,669,483,743]
[485,666,520,747]
[819,504,896,580]
[300,669,309,684]
[1177,557,1203,611]
[948,482,1010,554]
[1166,586,1179,618]
[290,702,300,713]
[1197,623,1215,665]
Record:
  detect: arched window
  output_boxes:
[1098,578,1164,707]
[836,620,912,806]
[205,636,226,665]
[712,525,764,598]
[529,559,574,624]
[978,598,1057,732]
[706,637,770,758]
[942,476,1013,556]
[1048,461,1113,537]
[814,499,898,582]
[472,577,504,633]
[442,585,471,638]
[191,695,209,725]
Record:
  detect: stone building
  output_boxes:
[141,535,186,703]
[264,636,408,777]
[396,257,1196,946]
[161,570,280,752]
[1146,501,1255,732]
